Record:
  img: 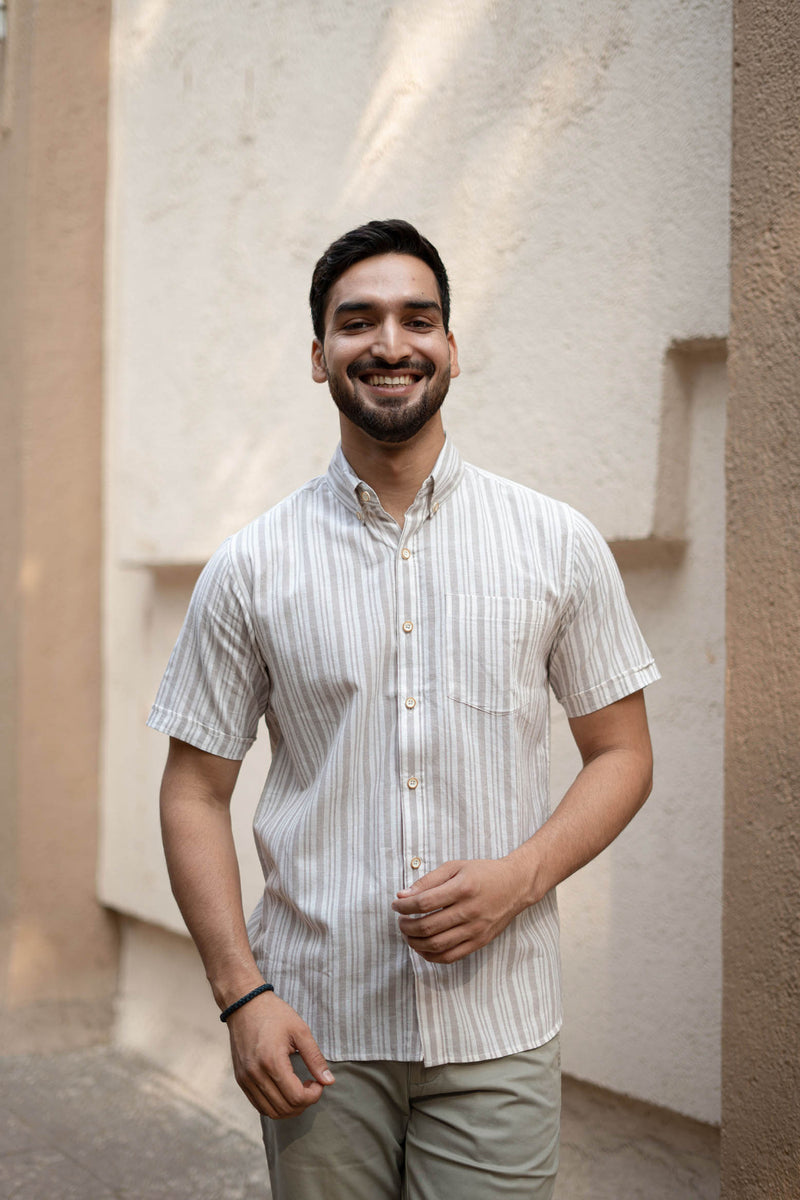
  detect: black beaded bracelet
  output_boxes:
[219,983,274,1023]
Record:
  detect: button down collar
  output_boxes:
[426,437,463,515]
[324,437,464,521]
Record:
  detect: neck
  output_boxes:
[340,415,445,527]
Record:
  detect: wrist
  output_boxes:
[209,965,268,1011]
[504,842,545,909]
[219,983,274,1023]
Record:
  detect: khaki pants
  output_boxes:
[261,1036,560,1200]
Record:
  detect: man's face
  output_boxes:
[311,253,459,444]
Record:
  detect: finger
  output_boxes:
[397,907,461,938]
[294,1028,336,1087]
[237,1064,306,1118]
[393,876,466,915]
[256,1068,325,1118]
[403,922,472,954]
[247,1047,323,1114]
[260,1087,323,1121]
[414,934,476,963]
[395,861,461,900]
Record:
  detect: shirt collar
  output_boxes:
[325,436,465,521]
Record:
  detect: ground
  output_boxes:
[0,1047,719,1199]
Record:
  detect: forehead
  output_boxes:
[324,254,441,324]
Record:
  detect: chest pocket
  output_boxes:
[444,594,547,714]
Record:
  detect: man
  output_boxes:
[148,219,659,1199]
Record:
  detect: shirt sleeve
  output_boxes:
[548,510,660,718]
[146,538,271,759]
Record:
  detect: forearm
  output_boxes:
[393,691,653,963]
[507,740,653,908]
[159,741,334,1117]
[160,758,264,1009]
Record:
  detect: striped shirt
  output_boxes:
[148,437,659,1065]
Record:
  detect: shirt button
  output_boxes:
[360,490,371,503]
[410,857,422,870]
[356,511,364,522]
[432,502,439,514]
[402,620,414,633]
[407,777,418,790]
[405,697,416,710]
[401,548,411,560]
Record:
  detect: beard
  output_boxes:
[326,358,451,444]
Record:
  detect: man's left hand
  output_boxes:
[391,857,531,964]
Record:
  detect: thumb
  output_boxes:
[294,1027,335,1085]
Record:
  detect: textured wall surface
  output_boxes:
[722,3,800,1194]
[103,0,731,1120]
[555,345,726,1122]
[107,0,730,562]
[0,0,118,1050]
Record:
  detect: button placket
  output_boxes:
[396,519,424,889]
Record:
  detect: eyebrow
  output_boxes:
[332,298,442,320]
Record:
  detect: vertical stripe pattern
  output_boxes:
[148,439,659,1065]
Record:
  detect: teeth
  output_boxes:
[364,374,415,387]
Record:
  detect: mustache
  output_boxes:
[346,359,435,380]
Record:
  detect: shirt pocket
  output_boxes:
[444,594,547,714]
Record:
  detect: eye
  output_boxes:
[341,319,371,331]
[407,318,434,329]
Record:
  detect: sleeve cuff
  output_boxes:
[557,661,661,718]
[146,705,256,760]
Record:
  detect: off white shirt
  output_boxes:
[148,438,659,1065]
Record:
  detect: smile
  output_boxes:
[362,374,419,388]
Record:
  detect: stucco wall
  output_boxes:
[722,2,800,1194]
[0,0,118,1050]
[102,0,730,1121]
[555,343,725,1122]
[108,0,729,563]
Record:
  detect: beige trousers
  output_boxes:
[261,1036,560,1200]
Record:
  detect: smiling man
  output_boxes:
[148,219,659,1199]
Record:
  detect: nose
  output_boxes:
[371,317,411,364]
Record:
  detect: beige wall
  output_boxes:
[556,341,726,1122]
[105,0,731,565]
[0,0,117,1050]
[722,2,800,1194]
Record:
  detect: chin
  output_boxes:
[332,385,448,446]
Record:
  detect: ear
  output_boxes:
[447,331,460,379]
[311,338,328,383]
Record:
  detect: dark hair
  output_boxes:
[309,219,450,341]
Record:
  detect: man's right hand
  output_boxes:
[158,741,333,1119]
[226,990,335,1119]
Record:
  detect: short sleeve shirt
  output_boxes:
[148,438,659,1065]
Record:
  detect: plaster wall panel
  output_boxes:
[107,0,730,562]
[99,565,266,930]
[114,917,258,1138]
[554,347,726,1123]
